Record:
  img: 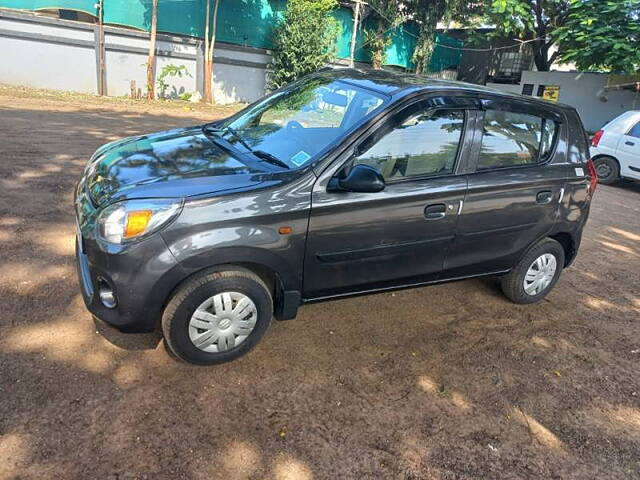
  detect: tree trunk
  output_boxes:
[414,14,437,75]
[532,39,551,71]
[348,0,361,67]
[146,0,158,100]
[371,17,386,70]
[203,0,220,103]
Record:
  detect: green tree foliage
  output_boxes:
[364,0,474,72]
[484,0,571,71]
[554,0,640,73]
[409,0,472,73]
[364,1,408,69]
[268,0,340,90]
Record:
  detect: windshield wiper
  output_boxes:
[202,124,253,152]
[251,150,290,169]
[202,124,289,169]
[224,126,253,152]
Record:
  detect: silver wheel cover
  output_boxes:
[523,253,557,296]
[188,291,258,353]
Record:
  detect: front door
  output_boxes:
[303,99,475,299]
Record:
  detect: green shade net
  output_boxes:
[429,34,463,72]
[0,0,462,70]
[103,0,287,48]
[333,9,420,69]
[333,7,368,63]
[0,0,96,15]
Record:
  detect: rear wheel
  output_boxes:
[500,239,565,304]
[593,156,619,185]
[162,268,273,365]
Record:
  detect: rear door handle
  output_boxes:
[424,203,446,220]
[536,190,553,204]
[625,141,635,146]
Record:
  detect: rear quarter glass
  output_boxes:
[570,110,591,165]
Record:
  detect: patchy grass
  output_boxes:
[0,83,246,118]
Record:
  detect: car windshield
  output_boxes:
[215,77,387,169]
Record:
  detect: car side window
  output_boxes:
[628,121,640,139]
[478,109,557,170]
[353,108,465,181]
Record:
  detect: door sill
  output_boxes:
[302,269,511,303]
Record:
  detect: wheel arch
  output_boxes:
[591,153,621,169]
[160,255,301,327]
[548,232,576,267]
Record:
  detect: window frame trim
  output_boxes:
[355,107,470,185]
[313,91,483,195]
[625,120,640,139]
[471,103,563,174]
[338,96,480,186]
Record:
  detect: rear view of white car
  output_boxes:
[590,110,640,184]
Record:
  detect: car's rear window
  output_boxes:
[478,110,558,170]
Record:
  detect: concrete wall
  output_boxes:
[0,11,98,93]
[521,71,639,132]
[480,73,639,133]
[0,9,270,104]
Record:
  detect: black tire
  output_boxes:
[500,238,565,304]
[593,156,620,185]
[162,267,273,365]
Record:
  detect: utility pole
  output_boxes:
[349,0,363,68]
[94,0,106,95]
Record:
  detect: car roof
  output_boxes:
[317,67,574,110]
[602,110,640,132]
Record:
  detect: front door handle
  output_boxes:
[625,141,635,146]
[424,203,446,220]
[536,190,553,204]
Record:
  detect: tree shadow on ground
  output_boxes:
[0,101,639,479]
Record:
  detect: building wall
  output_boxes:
[0,9,269,104]
[484,72,639,133]
[485,82,521,95]
[521,71,639,132]
[0,12,99,93]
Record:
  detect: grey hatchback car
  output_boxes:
[75,69,597,364]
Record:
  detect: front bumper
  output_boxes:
[75,230,186,333]
[74,174,187,333]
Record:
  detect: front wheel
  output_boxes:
[162,268,273,365]
[500,239,565,304]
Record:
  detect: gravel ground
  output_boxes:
[0,86,639,480]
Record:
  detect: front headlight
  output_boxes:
[96,199,183,244]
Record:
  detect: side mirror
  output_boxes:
[329,164,386,193]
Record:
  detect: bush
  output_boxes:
[156,64,191,99]
[268,0,340,90]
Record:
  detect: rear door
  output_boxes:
[443,98,568,278]
[616,119,640,180]
[303,95,477,299]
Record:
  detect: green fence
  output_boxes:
[0,0,462,70]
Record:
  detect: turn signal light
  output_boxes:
[124,210,153,238]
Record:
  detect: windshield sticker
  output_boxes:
[290,151,312,167]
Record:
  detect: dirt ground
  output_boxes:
[0,85,639,480]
